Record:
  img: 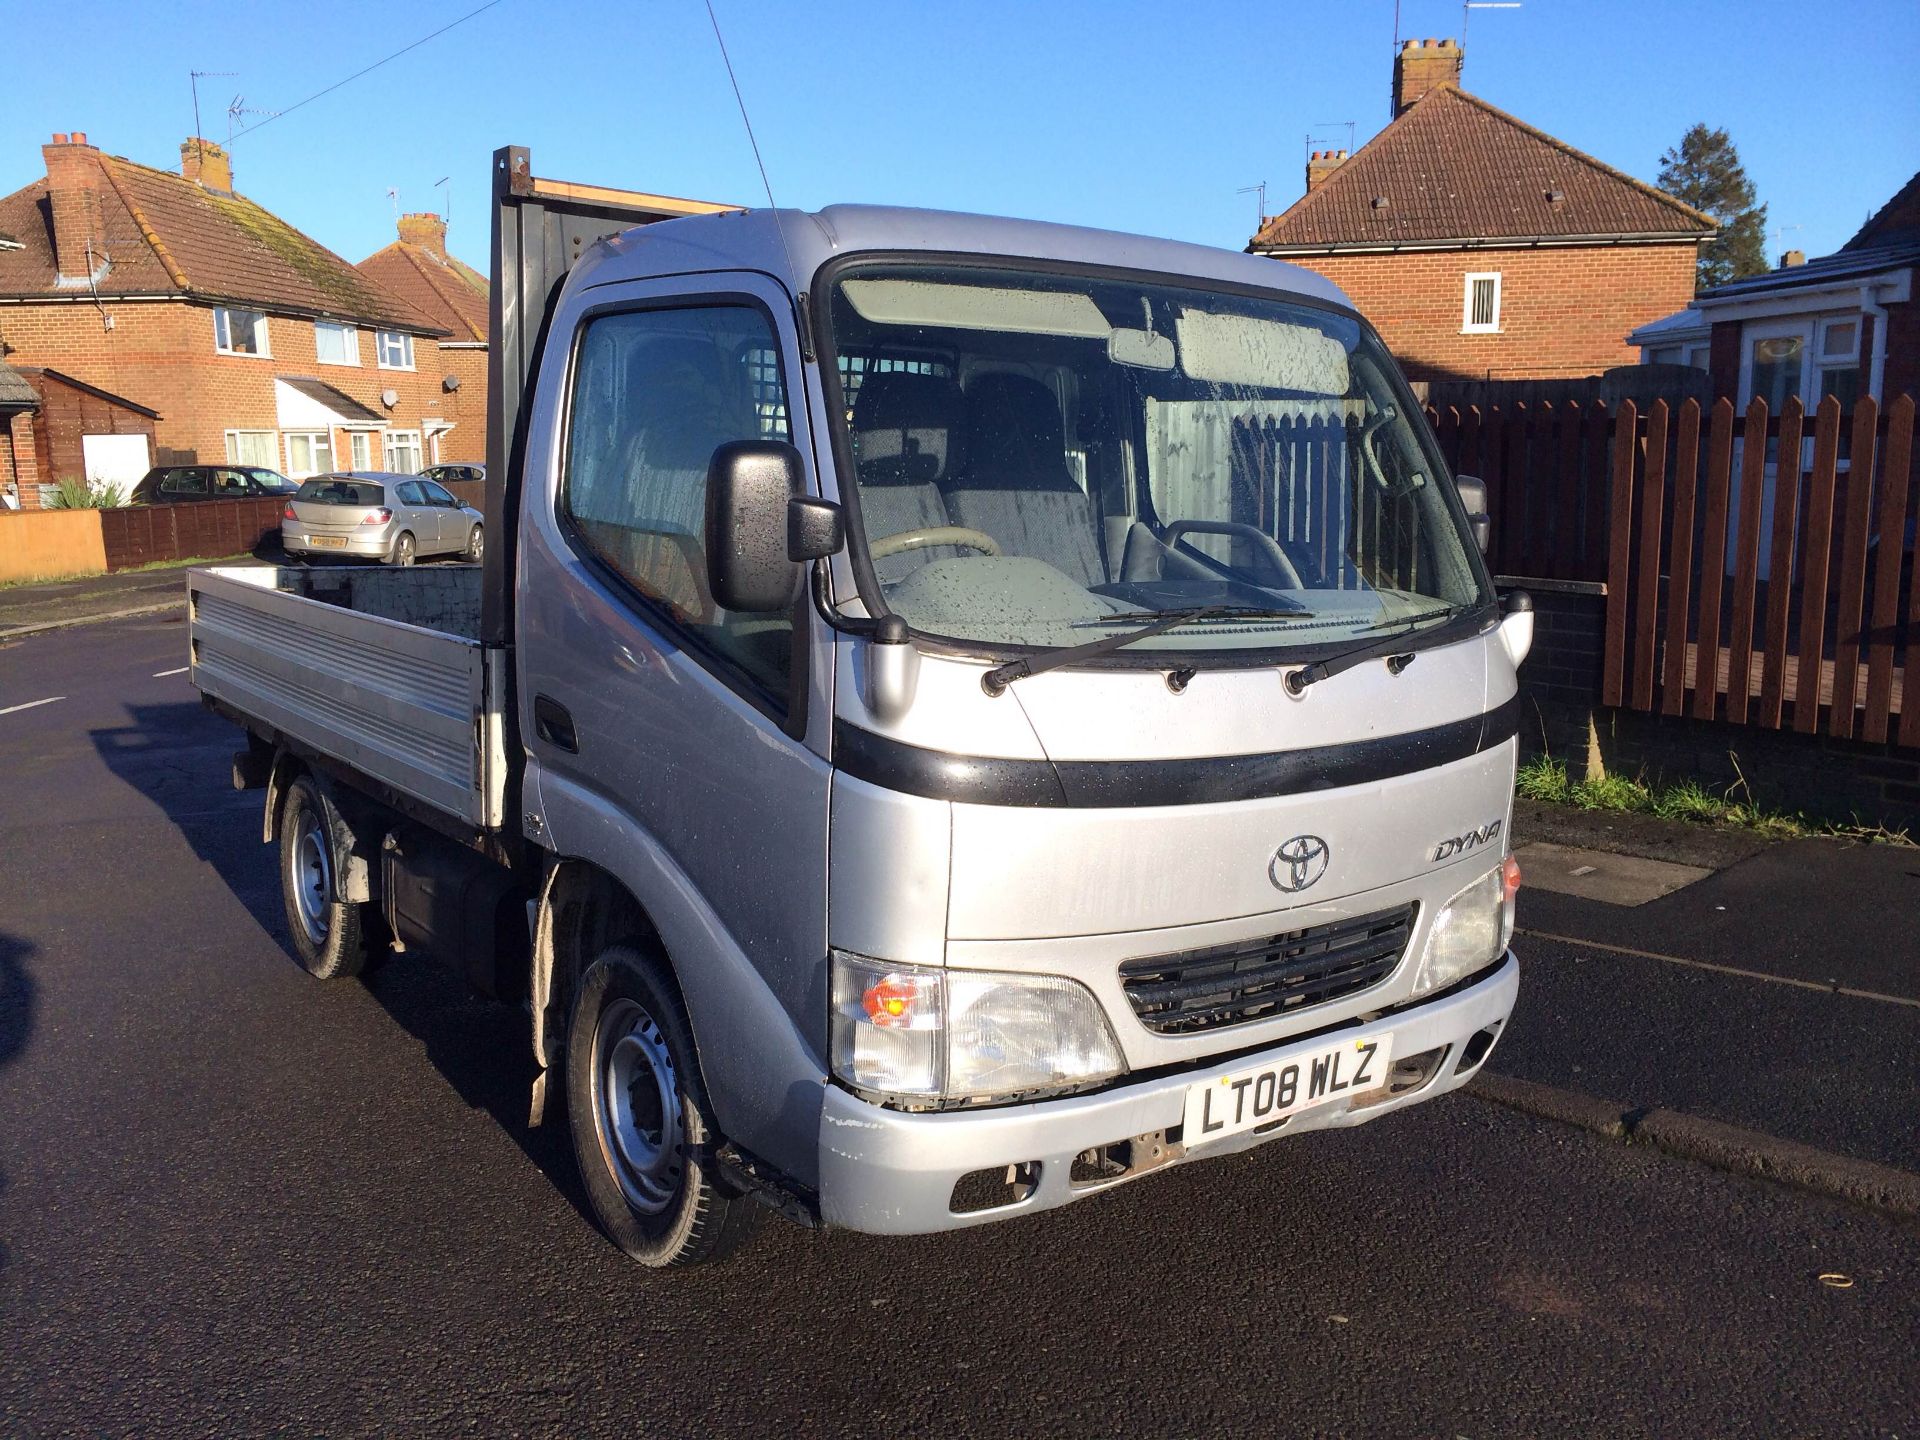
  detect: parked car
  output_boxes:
[419,463,485,487]
[280,471,484,565]
[132,464,297,504]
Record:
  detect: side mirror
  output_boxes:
[705,440,809,612]
[1455,473,1491,557]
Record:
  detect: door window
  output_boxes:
[349,432,373,469]
[395,481,425,506]
[419,480,457,506]
[386,429,423,473]
[562,303,795,700]
[285,431,334,478]
[159,468,209,497]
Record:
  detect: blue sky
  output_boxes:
[3,0,1914,272]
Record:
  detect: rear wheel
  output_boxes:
[566,946,760,1267]
[277,775,372,979]
[465,524,484,563]
[390,531,416,566]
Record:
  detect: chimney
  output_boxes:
[1780,249,1806,268]
[41,132,105,281]
[1306,150,1349,194]
[180,137,233,195]
[1393,37,1462,117]
[397,211,449,261]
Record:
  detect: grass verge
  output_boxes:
[1514,752,1913,846]
[0,553,250,591]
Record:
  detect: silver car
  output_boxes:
[281,471,484,565]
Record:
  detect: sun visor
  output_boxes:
[842,279,1110,338]
[1175,309,1350,394]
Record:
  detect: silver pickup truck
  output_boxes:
[191,146,1530,1267]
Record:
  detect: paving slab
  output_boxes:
[1515,840,1712,906]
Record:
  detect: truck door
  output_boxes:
[515,273,832,1174]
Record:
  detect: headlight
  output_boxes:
[1410,854,1520,997]
[830,952,1125,1107]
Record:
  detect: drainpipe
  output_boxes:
[1860,282,1890,403]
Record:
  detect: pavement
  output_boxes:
[2,613,1917,1437]
[0,557,272,637]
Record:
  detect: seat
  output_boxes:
[850,370,967,583]
[945,373,1105,588]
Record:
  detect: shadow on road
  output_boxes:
[0,931,38,1275]
[89,700,595,1229]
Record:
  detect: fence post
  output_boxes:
[1691,398,1736,720]
[1759,398,1806,728]
[1602,399,1638,708]
[1632,400,1669,712]
[1725,397,1769,725]
[1828,397,1881,738]
[1866,395,1913,745]
[1791,395,1843,734]
[1661,399,1702,716]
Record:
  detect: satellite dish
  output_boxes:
[380,388,399,408]
[442,374,460,393]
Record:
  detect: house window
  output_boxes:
[349,432,373,469]
[224,429,278,468]
[1816,316,1861,409]
[315,322,359,366]
[385,429,423,473]
[284,430,334,479]
[376,331,415,370]
[1462,273,1502,334]
[214,307,270,356]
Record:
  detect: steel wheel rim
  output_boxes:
[289,808,331,945]
[590,997,684,1216]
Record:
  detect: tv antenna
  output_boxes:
[189,70,237,139]
[387,187,401,223]
[1463,1,1522,45]
[225,95,282,142]
[434,175,451,225]
[1237,181,1268,227]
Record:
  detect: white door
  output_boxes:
[1734,320,1814,582]
[81,434,151,500]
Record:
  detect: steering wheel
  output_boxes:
[868,525,1003,561]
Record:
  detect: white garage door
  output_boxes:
[82,434,151,496]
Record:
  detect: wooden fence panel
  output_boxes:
[1724,398,1768,724]
[1866,396,1913,744]
[1828,397,1880,738]
[1791,396,1843,734]
[1582,400,1611,581]
[1759,398,1806,727]
[1661,400,1702,715]
[1632,401,1669,712]
[1602,400,1638,707]
[1690,398,1735,720]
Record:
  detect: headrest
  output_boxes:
[853,370,963,485]
[959,373,1074,491]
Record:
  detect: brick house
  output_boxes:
[1629,169,1919,413]
[1248,39,1713,383]
[0,360,37,507]
[0,132,454,508]
[356,212,488,466]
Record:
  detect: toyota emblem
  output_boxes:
[1269,835,1330,893]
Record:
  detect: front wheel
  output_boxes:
[565,946,760,1267]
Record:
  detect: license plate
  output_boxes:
[308,536,347,549]
[1183,1032,1394,1147]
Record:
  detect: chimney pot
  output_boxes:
[1781,249,1807,268]
[72,131,86,145]
[51,132,68,144]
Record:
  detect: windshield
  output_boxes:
[823,262,1491,656]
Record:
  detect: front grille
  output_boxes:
[1120,903,1417,1036]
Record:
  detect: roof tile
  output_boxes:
[357,241,488,343]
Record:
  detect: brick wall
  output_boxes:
[1515,584,1920,828]
[0,299,476,470]
[2,410,38,503]
[1282,243,1700,383]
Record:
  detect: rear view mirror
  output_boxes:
[705,441,807,612]
[1108,327,1175,371]
[1456,473,1491,556]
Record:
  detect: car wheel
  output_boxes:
[391,531,416,566]
[465,524,484,563]
[566,945,761,1268]
[276,775,373,979]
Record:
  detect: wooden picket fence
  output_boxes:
[1598,393,1917,749]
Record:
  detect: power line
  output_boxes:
[226,0,507,144]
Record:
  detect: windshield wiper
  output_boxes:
[1074,604,1312,627]
[982,605,1287,696]
[1284,603,1468,695]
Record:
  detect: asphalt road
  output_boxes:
[3,614,1917,1437]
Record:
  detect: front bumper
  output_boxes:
[281,523,392,558]
[816,952,1518,1233]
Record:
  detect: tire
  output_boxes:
[465,524,484,564]
[276,775,373,980]
[566,946,761,1267]
[390,531,416,566]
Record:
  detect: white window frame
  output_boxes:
[213,307,271,357]
[314,321,359,367]
[1461,272,1502,334]
[283,429,335,479]
[348,431,373,469]
[385,428,423,474]
[376,330,416,371]
[223,429,279,468]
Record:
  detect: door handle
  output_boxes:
[532,694,578,753]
